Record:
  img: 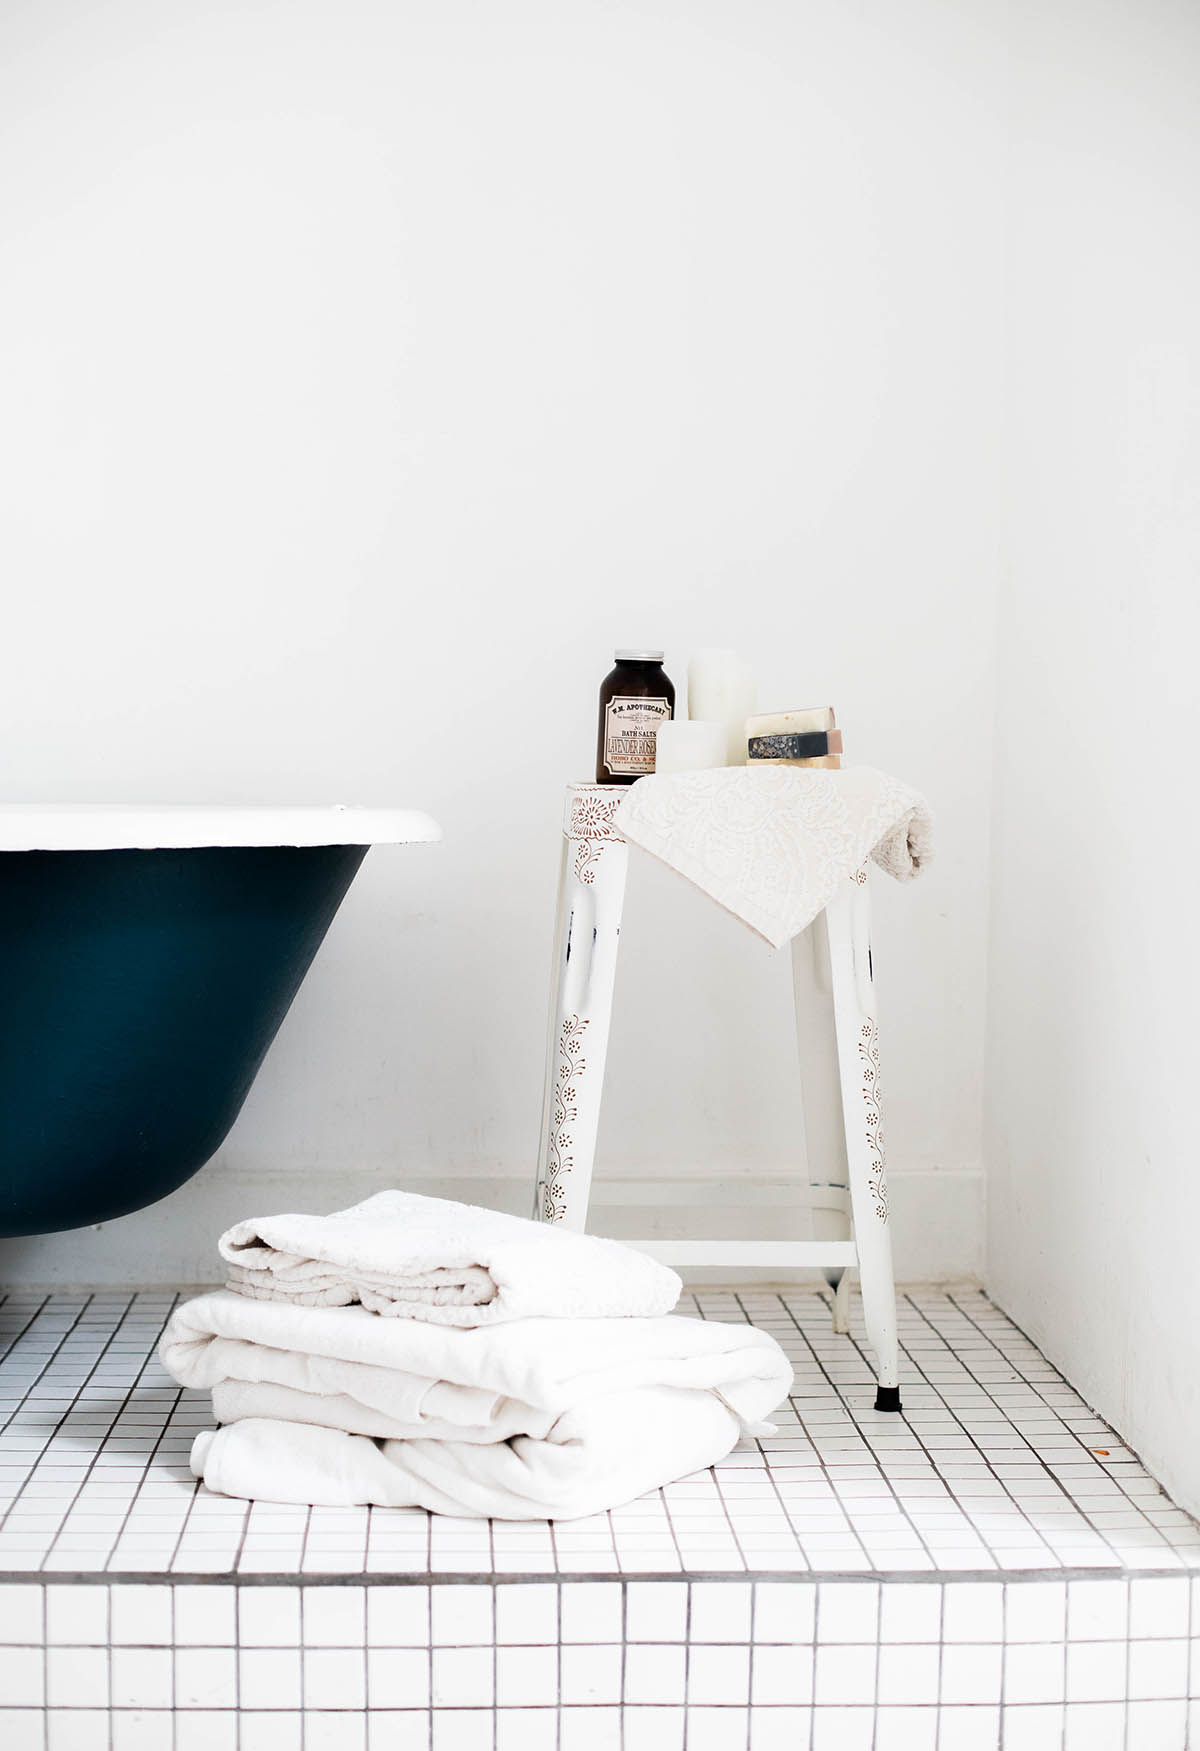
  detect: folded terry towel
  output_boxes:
[160,1291,793,1518]
[220,1190,681,1324]
[614,764,933,949]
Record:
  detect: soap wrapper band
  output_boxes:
[748,729,843,760]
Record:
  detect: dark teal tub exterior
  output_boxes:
[0,843,367,1236]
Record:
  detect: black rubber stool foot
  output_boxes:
[874,1386,902,1413]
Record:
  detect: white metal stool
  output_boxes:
[533,782,901,1411]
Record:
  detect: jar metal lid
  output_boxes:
[614,648,664,661]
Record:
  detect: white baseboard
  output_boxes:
[0,1162,983,1288]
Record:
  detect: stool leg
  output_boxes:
[826,876,901,1411]
[791,914,852,1324]
[832,1268,853,1336]
[533,812,629,1230]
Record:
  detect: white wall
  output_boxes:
[987,0,1200,1513]
[0,0,1003,1282]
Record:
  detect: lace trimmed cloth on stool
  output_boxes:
[613,765,932,948]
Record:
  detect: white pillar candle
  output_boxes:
[653,718,728,774]
[687,649,757,765]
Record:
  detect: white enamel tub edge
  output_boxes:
[0,805,443,852]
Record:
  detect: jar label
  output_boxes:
[603,696,672,775]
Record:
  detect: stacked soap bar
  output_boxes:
[745,706,842,768]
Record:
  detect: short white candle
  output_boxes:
[653,719,728,774]
[687,649,757,765]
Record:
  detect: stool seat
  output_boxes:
[532,782,901,1410]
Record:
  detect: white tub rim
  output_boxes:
[0,804,442,852]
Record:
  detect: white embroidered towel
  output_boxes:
[219,1189,681,1324]
[159,1291,794,1519]
[614,764,932,948]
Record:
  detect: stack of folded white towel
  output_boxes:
[159,1191,793,1520]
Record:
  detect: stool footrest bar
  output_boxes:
[632,1241,858,1268]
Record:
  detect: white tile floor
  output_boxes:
[1,1286,1197,1578]
[1,1287,1198,1749]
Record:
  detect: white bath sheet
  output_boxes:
[160,1291,793,1519]
[614,764,933,948]
[219,1189,682,1323]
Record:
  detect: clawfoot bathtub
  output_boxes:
[0,805,439,1237]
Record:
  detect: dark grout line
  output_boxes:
[0,1292,54,1371]
[0,1562,1168,1586]
[847,1288,1076,1565]
[945,1289,1200,1547]
[0,1292,107,1538]
[777,1287,938,1572]
[99,1294,187,1574]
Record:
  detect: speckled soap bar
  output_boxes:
[748,729,843,761]
[743,705,841,767]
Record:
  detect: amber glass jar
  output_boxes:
[595,650,675,784]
